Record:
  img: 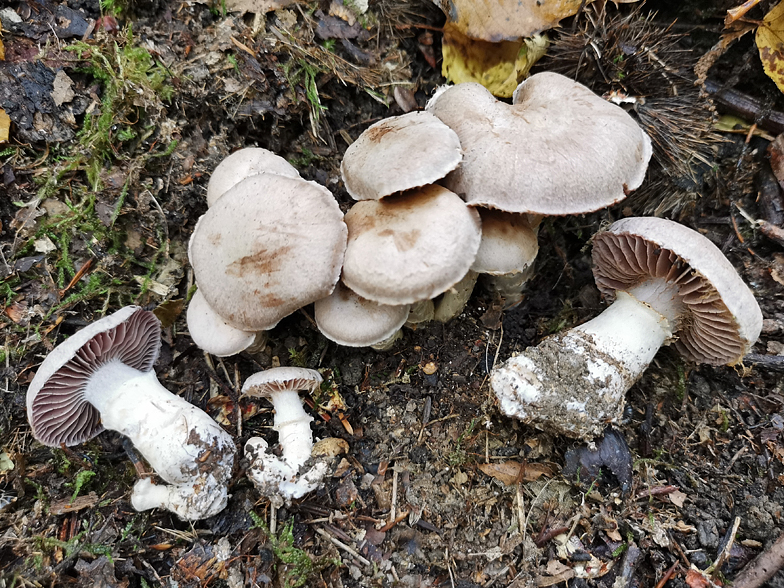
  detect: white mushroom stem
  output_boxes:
[84,361,234,519]
[491,289,675,439]
[245,389,327,505]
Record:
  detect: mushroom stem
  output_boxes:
[267,389,315,468]
[491,291,672,439]
[84,361,235,518]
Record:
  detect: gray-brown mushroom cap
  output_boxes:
[340,111,463,200]
[26,306,160,447]
[241,367,323,397]
[190,174,348,331]
[314,282,410,347]
[592,217,763,365]
[206,148,300,207]
[342,184,482,305]
[426,72,652,216]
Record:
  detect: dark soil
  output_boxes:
[1,0,784,587]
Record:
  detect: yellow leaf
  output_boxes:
[442,23,548,98]
[756,0,784,94]
[0,109,10,143]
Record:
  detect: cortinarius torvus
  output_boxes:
[26,306,236,520]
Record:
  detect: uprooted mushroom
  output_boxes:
[490,217,763,439]
[26,306,236,520]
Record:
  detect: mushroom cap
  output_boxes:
[426,72,652,216]
[241,367,323,397]
[340,111,463,201]
[206,148,300,207]
[189,174,348,331]
[342,184,482,305]
[314,282,410,347]
[471,209,539,275]
[592,217,763,365]
[26,306,161,447]
[186,289,257,357]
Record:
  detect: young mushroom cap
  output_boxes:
[27,306,159,447]
[340,111,463,200]
[186,289,257,357]
[592,216,763,365]
[342,184,482,305]
[314,282,411,347]
[242,366,323,397]
[426,72,652,216]
[189,174,348,331]
[471,209,539,275]
[206,147,300,207]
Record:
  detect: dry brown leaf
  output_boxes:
[223,0,296,15]
[669,489,687,507]
[0,108,9,143]
[757,1,784,93]
[50,492,100,515]
[477,461,555,485]
[432,0,637,42]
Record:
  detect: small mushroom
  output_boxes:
[491,217,763,439]
[186,289,257,357]
[314,282,410,348]
[341,111,463,200]
[471,209,539,306]
[243,367,330,505]
[26,306,236,520]
[206,147,300,207]
[189,173,347,332]
[426,72,652,216]
[342,184,482,306]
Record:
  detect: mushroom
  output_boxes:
[426,72,652,216]
[470,209,539,306]
[340,111,463,201]
[26,306,236,520]
[314,282,410,348]
[491,217,763,439]
[242,367,330,505]
[189,173,347,332]
[433,269,479,323]
[186,289,258,357]
[206,147,300,207]
[342,184,482,306]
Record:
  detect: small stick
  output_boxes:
[270,504,277,536]
[315,528,371,566]
[654,562,679,588]
[389,466,398,524]
[733,531,784,588]
[710,516,741,574]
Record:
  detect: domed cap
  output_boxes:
[241,367,323,397]
[314,282,410,347]
[189,174,348,331]
[342,184,482,305]
[426,72,652,216]
[471,209,538,275]
[592,217,763,365]
[26,307,161,447]
[207,147,300,207]
[340,111,463,200]
[186,289,256,357]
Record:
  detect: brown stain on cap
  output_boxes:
[227,245,292,278]
[379,228,421,252]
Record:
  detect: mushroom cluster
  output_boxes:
[26,306,236,520]
[490,217,763,439]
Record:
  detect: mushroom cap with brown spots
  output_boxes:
[426,72,652,216]
[189,174,347,331]
[340,111,463,200]
[592,217,763,365]
[342,184,482,305]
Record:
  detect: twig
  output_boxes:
[315,528,371,567]
[654,562,679,588]
[710,516,741,574]
[389,466,398,524]
[704,79,784,135]
[733,531,784,588]
[745,354,784,372]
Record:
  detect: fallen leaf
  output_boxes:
[223,0,296,16]
[0,109,9,143]
[563,429,633,495]
[75,556,129,588]
[477,460,556,485]
[50,492,99,515]
[0,451,13,473]
[432,0,595,42]
[442,23,548,97]
[669,489,687,508]
[153,298,185,328]
[756,1,784,94]
[52,70,75,106]
[685,568,713,588]
[312,437,349,458]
